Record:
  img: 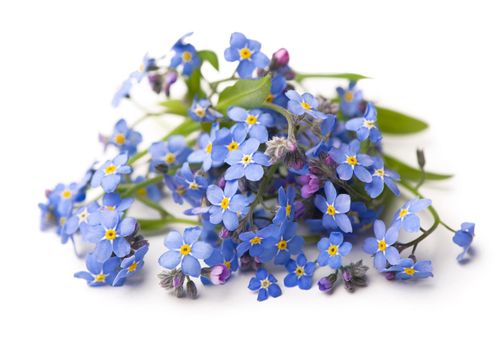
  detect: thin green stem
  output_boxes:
[262,102,295,140]
[136,196,168,217]
[121,175,163,197]
[293,72,369,83]
[138,217,199,234]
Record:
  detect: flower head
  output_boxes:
[284,254,316,290]
[337,81,363,117]
[188,124,225,171]
[225,138,271,182]
[314,181,352,233]
[158,227,213,277]
[345,102,382,143]
[208,265,231,285]
[273,186,296,224]
[286,90,327,119]
[188,98,222,122]
[149,135,191,170]
[91,153,132,193]
[107,119,143,156]
[237,224,278,260]
[170,33,201,76]
[205,238,239,273]
[392,198,432,233]
[317,232,352,269]
[453,222,475,262]
[211,124,248,163]
[365,156,400,199]
[113,245,149,285]
[74,253,121,287]
[385,258,433,280]
[227,107,273,142]
[248,268,282,301]
[206,181,251,231]
[224,32,269,79]
[329,140,373,183]
[363,220,401,270]
[263,222,304,265]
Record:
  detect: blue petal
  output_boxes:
[182,255,201,277]
[158,250,181,269]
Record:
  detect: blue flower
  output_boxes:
[453,222,475,262]
[286,90,327,119]
[112,77,132,107]
[224,32,269,79]
[205,238,239,272]
[174,163,208,206]
[363,220,401,270]
[345,102,382,143]
[113,245,149,285]
[74,253,121,287]
[365,157,400,199]
[48,182,86,216]
[211,124,248,163]
[85,211,137,262]
[130,53,156,82]
[170,33,201,76]
[385,258,433,280]
[149,135,191,170]
[188,125,225,171]
[392,198,432,233]
[264,222,304,265]
[225,138,271,182]
[337,81,363,117]
[188,98,222,122]
[108,119,143,156]
[266,74,288,107]
[317,232,352,269]
[273,186,296,224]
[206,181,251,231]
[314,181,352,233]
[134,175,162,202]
[101,192,134,213]
[158,227,213,277]
[227,107,273,142]
[91,153,132,193]
[248,268,282,301]
[63,201,100,241]
[284,254,316,290]
[237,224,278,260]
[329,140,373,183]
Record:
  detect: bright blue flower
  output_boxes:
[286,90,327,119]
[188,98,222,122]
[363,220,401,270]
[64,201,100,241]
[273,186,296,224]
[74,253,121,287]
[101,192,134,213]
[206,181,251,231]
[174,163,208,206]
[134,175,162,202]
[392,198,432,233]
[188,124,225,171]
[130,53,156,82]
[227,107,273,142]
[317,232,352,269]
[237,224,278,260]
[345,102,382,143]
[267,74,288,107]
[112,77,132,107]
[170,33,201,76]
[85,211,137,262]
[205,238,239,272]
[337,81,363,117]
[284,253,316,290]
[225,138,271,182]
[211,124,248,163]
[158,227,213,277]
[365,156,400,199]
[109,118,143,156]
[248,268,282,301]
[91,153,132,193]
[149,135,191,170]
[453,222,475,262]
[224,32,269,79]
[329,139,373,183]
[263,222,304,265]
[314,181,352,233]
[48,182,86,216]
[113,245,149,285]
[385,258,433,280]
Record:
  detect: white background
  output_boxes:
[1,1,495,349]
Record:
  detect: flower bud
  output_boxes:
[209,264,231,285]
[164,71,178,97]
[186,280,198,299]
[218,227,230,239]
[271,48,290,68]
[384,271,396,281]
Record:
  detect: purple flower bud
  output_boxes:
[209,264,231,285]
[297,174,320,198]
[272,48,290,67]
[172,274,183,289]
[342,270,353,282]
[384,271,396,281]
[164,71,178,96]
[318,277,333,292]
[217,177,226,189]
[218,227,230,239]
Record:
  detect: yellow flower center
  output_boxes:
[344,91,354,102]
[94,274,106,283]
[239,47,252,60]
[374,168,385,177]
[180,244,191,256]
[346,156,358,166]
[327,204,336,216]
[241,154,252,165]
[189,182,199,190]
[104,164,117,175]
[300,101,311,110]
[205,143,212,154]
[61,190,72,199]
[224,260,231,270]
[194,106,206,118]
[363,120,376,129]
[59,217,66,226]
[285,204,292,217]
[404,267,416,276]
[327,245,338,256]
[265,94,274,103]
[227,141,239,151]
[127,261,138,272]
[399,208,409,218]
[295,267,304,277]
[260,279,270,288]
[114,133,126,145]
[250,236,262,245]
[378,239,387,252]
[277,240,288,250]
[78,211,87,221]
[182,51,192,62]
[164,153,176,164]
[220,197,230,210]
[105,229,117,240]
[246,115,257,125]
[106,205,116,211]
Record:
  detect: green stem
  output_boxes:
[294,72,369,83]
[136,196,169,217]
[138,217,199,233]
[121,176,163,197]
[262,102,295,140]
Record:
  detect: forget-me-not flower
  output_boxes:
[329,139,373,183]
[286,90,327,119]
[317,232,352,269]
[248,268,282,302]
[225,138,271,182]
[385,258,433,280]
[227,107,273,142]
[284,253,316,290]
[224,32,269,79]
[363,220,401,270]
[91,153,132,193]
[365,156,400,199]
[345,102,382,143]
[392,198,432,233]
[314,181,352,233]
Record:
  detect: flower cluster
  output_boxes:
[40,32,475,301]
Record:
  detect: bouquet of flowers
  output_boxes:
[39,32,475,301]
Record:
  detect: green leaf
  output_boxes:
[295,72,369,82]
[159,99,189,116]
[383,154,453,181]
[376,106,428,134]
[198,50,219,70]
[185,68,205,102]
[216,76,271,114]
